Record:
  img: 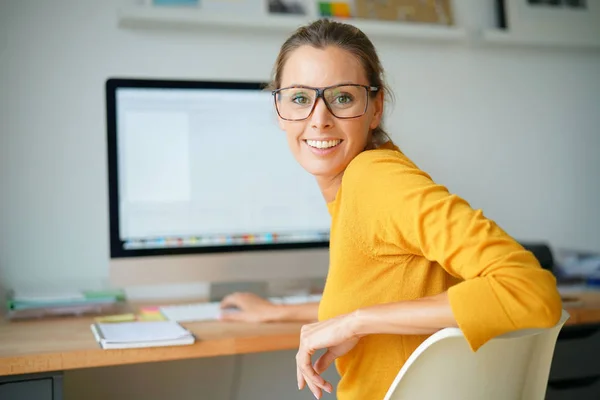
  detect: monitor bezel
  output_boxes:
[106,77,329,259]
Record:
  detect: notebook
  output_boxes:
[90,320,195,349]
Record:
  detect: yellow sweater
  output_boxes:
[318,141,562,400]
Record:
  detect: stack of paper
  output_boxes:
[90,321,195,349]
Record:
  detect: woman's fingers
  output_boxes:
[305,378,323,399]
[219,294,239,309]
[313,349,336,375]
[297,366,305,390]
[296,349,331,395]
[218,309,244,321]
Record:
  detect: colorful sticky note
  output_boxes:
[332,2,351,17]
[140,306,160,313]
[95,313,137,323]
[137,313,166,321]
[319,2,332,16]
[318,2,351,18]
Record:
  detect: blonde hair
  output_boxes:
[267,19,394,149]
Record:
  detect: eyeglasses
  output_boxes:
[272,84,379,121]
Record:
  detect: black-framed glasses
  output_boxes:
[272,84,379,121]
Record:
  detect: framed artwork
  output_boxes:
[354,0,453,25]
[500,0,600,46]
[268,0,309,15]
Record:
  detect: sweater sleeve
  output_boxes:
[344,148,563,351]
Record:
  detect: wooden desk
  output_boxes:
[561,291,600,325]
[1,292,600,378]
[0,317,304,377]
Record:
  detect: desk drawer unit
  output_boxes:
[547,323,600,400]
[0,372,63,400]
[546,376,600,400]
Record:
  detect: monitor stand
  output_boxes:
[208,281,268,302]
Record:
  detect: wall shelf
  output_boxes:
[481,29,600,50]
[117,6,468,42]
[117,6,600,50]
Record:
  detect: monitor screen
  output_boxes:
[106,78,330,260]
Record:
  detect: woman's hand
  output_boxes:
[296,313,360,399]
[219,292,282,323]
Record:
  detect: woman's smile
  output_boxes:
[304,139,344,156]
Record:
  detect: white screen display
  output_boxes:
[114,86,331,250]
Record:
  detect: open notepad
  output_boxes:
[90,321,195,349]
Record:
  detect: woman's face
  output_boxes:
[276,45,383,180]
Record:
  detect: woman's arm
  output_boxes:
[350,291,457,336]
[219,292,319,322]
[277,302,320,322]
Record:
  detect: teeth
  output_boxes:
[306,139,342,149]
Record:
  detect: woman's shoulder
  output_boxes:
[343,140,422,182]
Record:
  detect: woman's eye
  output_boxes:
[292,95,310,104]
[333,94,353,104]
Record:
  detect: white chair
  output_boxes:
[383,310,570,400]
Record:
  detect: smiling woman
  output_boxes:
[219,19,563,400]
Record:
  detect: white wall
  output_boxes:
[1,1,599,399]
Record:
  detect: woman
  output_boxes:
[220,19,563,399]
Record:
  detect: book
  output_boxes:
[90,320,195,349]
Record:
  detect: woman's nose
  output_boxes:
[310,99,334,130]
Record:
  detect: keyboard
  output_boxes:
[158,294,323,323]
[159,302,222,322]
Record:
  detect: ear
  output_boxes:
[369,90,384,130]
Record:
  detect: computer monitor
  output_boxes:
[106,78,330,287]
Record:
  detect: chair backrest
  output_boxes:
[382,310,570,400]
